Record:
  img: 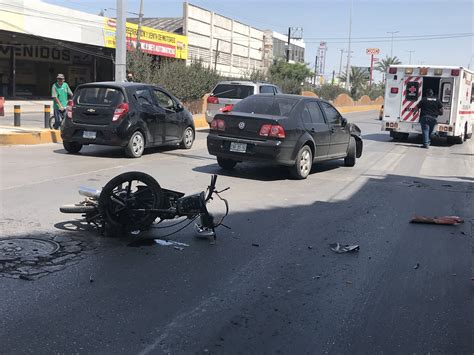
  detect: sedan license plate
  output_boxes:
[230,142,247,153]
[83,131,96,139]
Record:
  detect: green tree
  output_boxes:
[375,55,402,74]
[267,60,313,94]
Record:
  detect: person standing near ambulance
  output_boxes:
[51,73,73,130]
[415,89,443,148]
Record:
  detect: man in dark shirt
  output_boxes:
[415,89,443,148]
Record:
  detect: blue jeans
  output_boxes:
[53,107,65,129]
[420,115,436,146]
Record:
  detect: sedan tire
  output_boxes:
[217,157,237,170]
[125,131,145,158]
[344,136,356,167]
[290,145,312,180]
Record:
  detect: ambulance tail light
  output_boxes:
[420,68,428,75]
[451,69,460,76]
[389,67,397,74]
[390,88,399,94]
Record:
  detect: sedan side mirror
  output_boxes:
[176,103,184,112]
[341,117,348,127]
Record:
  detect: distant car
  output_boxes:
[207,94,363,179]
[379,104,384,120]
[205,81,282,124]
[61,82,195,158]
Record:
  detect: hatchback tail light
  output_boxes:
[388,67,397,74]
[207,95,219,104]
[66,100,74,119]
[211,118,225,131]
[113,103,129,122]
[259,124,286,138]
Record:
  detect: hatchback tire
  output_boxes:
[180,126,194,149]
[125,131,145,158]
[344,136,356,167]
[63,141,83,154]
[290,145,312,180]
[217,157,237,170]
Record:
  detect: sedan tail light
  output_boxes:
[66,100,74,119]
[259,124,285,138]
[207,95,219,104]
[211,118,225,131]
[113,102,129,122]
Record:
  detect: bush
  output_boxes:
[314,84,351,101]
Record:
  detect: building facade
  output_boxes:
[263,30,306,67]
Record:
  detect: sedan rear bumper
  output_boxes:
[207,134,295,166]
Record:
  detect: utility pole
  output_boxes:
[338,49,344,78]
[115,0,127,82]
[286,27,291,62]
[214,38,220,71]
[345,0,353,90]
[387,30,399,57]
[406,50,415,64]
[136,0,144,51]
[331,70,335,85]
[314,56,318,85]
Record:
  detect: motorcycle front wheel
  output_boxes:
[99,171,163,232]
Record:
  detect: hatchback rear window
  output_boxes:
[212,84,254,99]
[233,96,299,116]
[75,87,124,106]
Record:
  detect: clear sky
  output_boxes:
[45,0,473,81]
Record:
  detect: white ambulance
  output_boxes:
[381,65,473,144]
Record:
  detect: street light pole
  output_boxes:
[115,0,127,82]
[338,49,344,78]
[136,0,144,51]
[406,50,415,65]
[387,30,399,58]
[345,0,353,90]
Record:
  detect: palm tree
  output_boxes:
[375,56,402,74]
[339,67,370,98]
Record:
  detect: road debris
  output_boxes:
[89,275,94,283]
[329,243,360,253]
[19,274,33,281]
[414,263,420,270]
[154,239,189,247]
[174,246,184,251]
[252,243,260,247]
[410,215,464,225]
[307,246,313,250]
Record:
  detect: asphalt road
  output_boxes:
[0,111,472,354]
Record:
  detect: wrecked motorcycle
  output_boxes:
[60,172,229,239]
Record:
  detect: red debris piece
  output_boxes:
[410,215,464,225]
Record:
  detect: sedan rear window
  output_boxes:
[75,87,124,106]
[233,96,299,116]
[212,84,254,99]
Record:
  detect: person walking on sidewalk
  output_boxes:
[51,73,73,129]
[415,89,443,149]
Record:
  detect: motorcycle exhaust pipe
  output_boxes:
[78,186,101,199]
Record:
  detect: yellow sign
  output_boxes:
[104,18,188,60]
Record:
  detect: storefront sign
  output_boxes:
[0,43,71,63]
[104,18,188,59]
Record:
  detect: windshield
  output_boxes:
[75,87,124,106]
[212,84,254,99]
[233,96,299,116]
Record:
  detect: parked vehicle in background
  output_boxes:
[205,81,282,124]
[207,94,363,179]
[381,65,473,143]
[61,82,195,158]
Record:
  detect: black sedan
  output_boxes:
[207,94,363,179]
[61,82,195,158]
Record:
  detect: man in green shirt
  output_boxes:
[51,73,73,129]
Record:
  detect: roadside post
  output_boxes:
[44,105,51,128]
[366,48,380,86]
[14,105,21,126]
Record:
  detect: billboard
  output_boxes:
[104,18,188,60]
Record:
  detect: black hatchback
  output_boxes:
[61,82,195,158]
[207,94,363,179]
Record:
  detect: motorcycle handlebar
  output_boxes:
[205,174,218,201]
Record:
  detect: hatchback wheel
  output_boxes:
[125,131,145,158]
[180,126,194,149]
[63,141,83,154]
[217,157,237,170]
[344,136,356,167]
[290,145,312,179]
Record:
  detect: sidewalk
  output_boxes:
[2,100,53,114]
[0,108,379,146]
